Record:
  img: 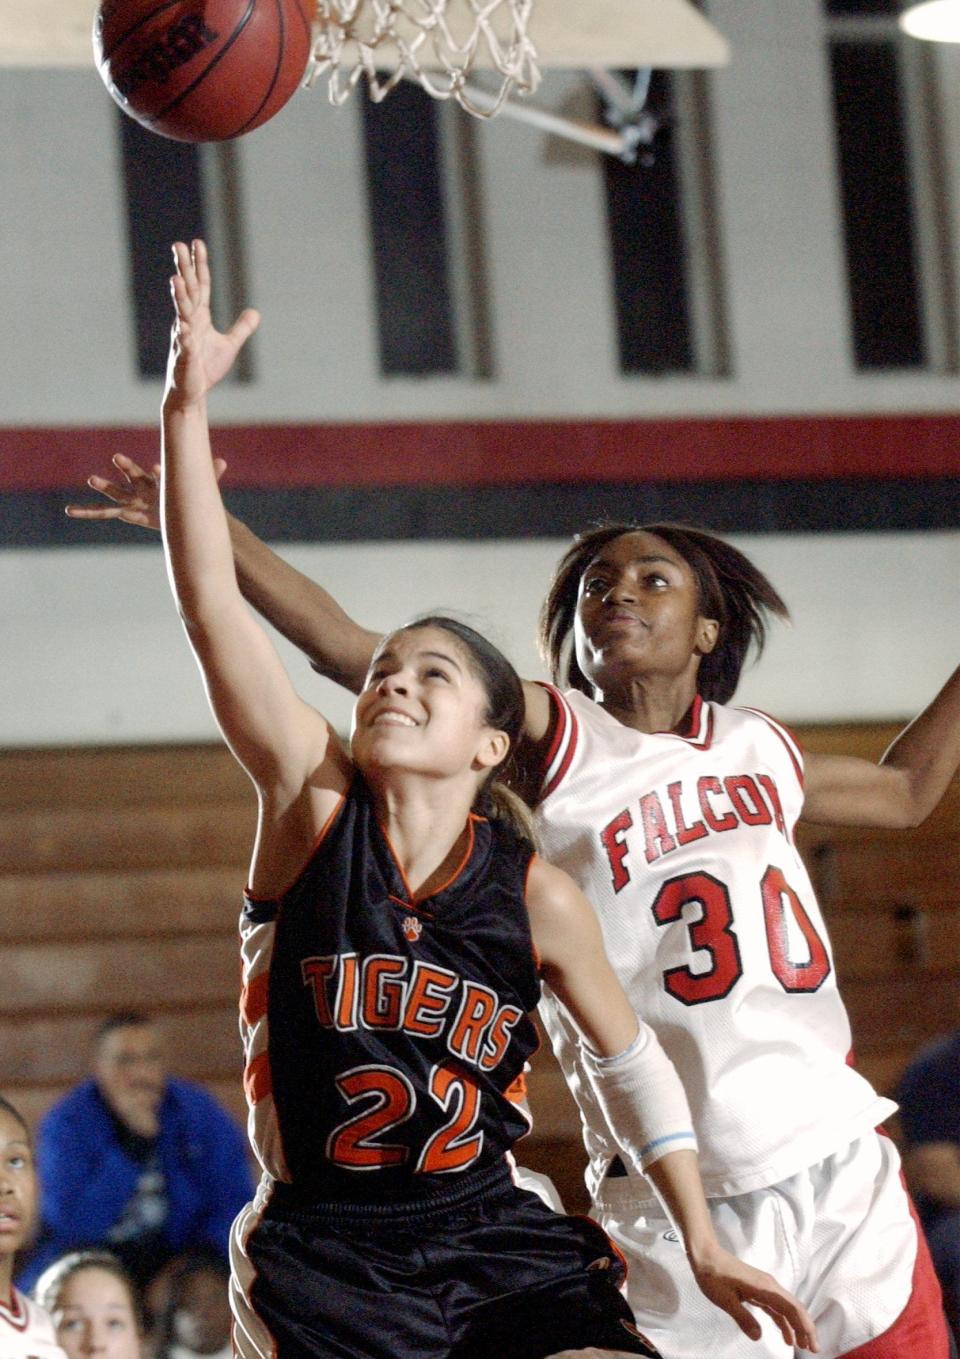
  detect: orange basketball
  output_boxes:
[93,0,317,142]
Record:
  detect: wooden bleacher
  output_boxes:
[1,724,957,1214]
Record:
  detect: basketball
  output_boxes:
[93,0,318,142]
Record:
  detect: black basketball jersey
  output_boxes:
[238,777,542,1203]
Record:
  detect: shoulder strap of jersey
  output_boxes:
[737,706,805,792]
[533,682,580,801]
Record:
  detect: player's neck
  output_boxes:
[595,672,700,735]
[0,1256,14,1308]
[371,775,477,900]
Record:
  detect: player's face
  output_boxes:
[0,1108,36,1261]
[574,531,718,695]
[352,627,508,784]
[52,1268,141,1359]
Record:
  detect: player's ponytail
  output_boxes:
[478,779,538,849]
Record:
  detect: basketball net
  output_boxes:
[306,0,541,117]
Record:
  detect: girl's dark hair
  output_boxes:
[392,615,535,842]
[152,1247,230,1359]
[539,522,789,704]
[33,1250,145,1331]
[0,1095,29,1140]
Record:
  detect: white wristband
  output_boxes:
[582,1024,697,1172]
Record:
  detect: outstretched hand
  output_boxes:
[65,453,227,530]
[692,1248,819,1352]
[166,238,260,408]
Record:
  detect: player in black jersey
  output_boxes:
[150,238,817,1359]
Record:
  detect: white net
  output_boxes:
[306,0,541,118]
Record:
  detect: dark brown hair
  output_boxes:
[538,522,789,704]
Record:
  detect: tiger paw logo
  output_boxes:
[402,916,423,942]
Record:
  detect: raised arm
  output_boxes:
[161,239,336,801]
[525,857,818,1352]
[66,450,382,693]
[67,449,555,746]
[801,663,960,828]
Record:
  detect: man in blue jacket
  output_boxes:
[898,1029,960,1346]
[18,1012,253,1292]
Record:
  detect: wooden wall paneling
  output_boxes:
[2,731,959,1211]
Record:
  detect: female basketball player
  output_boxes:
[0,1097,67,1359]
[34,1251,144,1359]
[72,444,954,1359]
[71,257,960,1357]
[150,240,815,1359]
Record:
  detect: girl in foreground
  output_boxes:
[34,1251,143,1359]
[0,1096,66,1359]
[157,239,814,1359]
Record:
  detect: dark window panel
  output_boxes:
[831,40,925,368]
[362,83,458,376]
[601,72,693,375]
[119,113,206,378]
[826,0,897,14]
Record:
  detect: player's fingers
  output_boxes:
[112,453,154,486]
[212,457,227,482]
[193,238,211,305]
[86,474,134,505]
[65,504,127,520]
[171,244,201,316]
[724,1297,763,1342]
[227,308,261,350]
[748,1289,817,1352]
[170,272,191,320]
[171,240,191,282]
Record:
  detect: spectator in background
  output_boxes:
[34,1250,144,1359]
[151,1249,231,1359]
[897,1028,960,1342]
[17,1014,253,1294]
[0,1094,66,1359]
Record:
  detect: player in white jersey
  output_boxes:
[528,522,958,1359]
[69,472,960,1354]
[0,1098,67,1359]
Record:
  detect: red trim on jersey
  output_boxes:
[380,813,477,906]
[388,894,436,920]
[240,969,270,1027]
[838,1173,950,1359]
[243,1050,273,1105]
[0,1291,27,1332]
[664,695,714,751]
[503,1071,528,1104]
[738,707,805,791]
[537,684,580,800]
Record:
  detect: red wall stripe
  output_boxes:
[2,413,959,493]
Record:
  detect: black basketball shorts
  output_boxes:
[234,1162,661,1359]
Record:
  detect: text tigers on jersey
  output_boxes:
[601,772,789,890]
[301,952,524,1071]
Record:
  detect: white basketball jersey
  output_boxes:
[0,1291,67,1359]
[534,687,895,1201]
